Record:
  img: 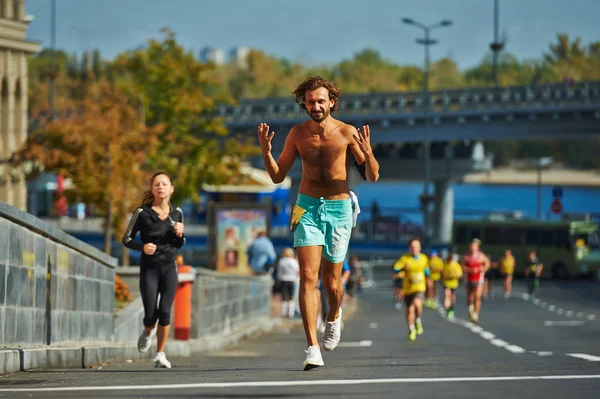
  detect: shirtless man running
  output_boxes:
[258,76,380,370]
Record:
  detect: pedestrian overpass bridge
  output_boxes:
[219,81,600,144]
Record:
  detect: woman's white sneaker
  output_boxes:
[303,345,324,370]
[153,352,172,369]
[137,328,156,353]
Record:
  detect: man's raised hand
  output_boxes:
[353,125,373,156]
[258,123,274,155]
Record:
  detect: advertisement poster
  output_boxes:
[215,208,269,274]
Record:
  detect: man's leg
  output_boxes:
[406,296,417,341]
[414,294,424,334]
[444,287,452,310]
[321,258,344,351]
[406,302,415,328]
[296,246,323,348]
[321,259,343,322]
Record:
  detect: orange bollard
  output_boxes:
[174,265,193,340]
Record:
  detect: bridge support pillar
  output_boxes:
[433,179,454,244]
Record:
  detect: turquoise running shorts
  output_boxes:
[290,194,353,263]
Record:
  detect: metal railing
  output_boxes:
[219,81,600,125]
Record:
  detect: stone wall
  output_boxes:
[0,201,117,346]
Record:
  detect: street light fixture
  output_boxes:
[402,17,453,248]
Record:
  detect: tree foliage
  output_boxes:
[20,82,163,253]
[112,28,259,203]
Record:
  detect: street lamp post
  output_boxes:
[535,157,553,220]
[402,17,452,249]
[49,0,56,117]
[490,0,504,89]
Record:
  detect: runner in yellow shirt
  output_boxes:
[426,250,444,309]
[442,251,463,320]
[500,249,515,300]
[393,237,429,342]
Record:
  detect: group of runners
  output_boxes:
[392,238,545,340]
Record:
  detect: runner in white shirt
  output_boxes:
[277,248,300,318]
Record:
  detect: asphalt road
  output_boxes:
[1,280,599,399]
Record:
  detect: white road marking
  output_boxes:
[567,353,600,362]
[505,345,527,354]
[515,291,596,321]
[369,322,378,329]
[537,351,553,356]
[2,376,600,392]
[436,310,526,355]
[490,339,508,348]
[543,320,585,327]
[338,340,373,347]
[470,325,483,333]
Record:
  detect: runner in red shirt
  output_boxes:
[461,238,490,323]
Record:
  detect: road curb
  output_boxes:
[0,316,281,375]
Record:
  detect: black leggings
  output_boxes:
[140,262,178,327]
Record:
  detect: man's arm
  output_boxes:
[259,123,297,184]
[348,125,379,182]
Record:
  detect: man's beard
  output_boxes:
[308,109,328,122]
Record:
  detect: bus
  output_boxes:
[451,219,600,279]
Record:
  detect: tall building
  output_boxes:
[0,0,41,211]
[229,46,250,69]
[199,46,224,65]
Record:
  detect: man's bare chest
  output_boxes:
[298,137,347,166]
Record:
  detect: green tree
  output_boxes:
[17,82,163,257]
[112,28,259,204]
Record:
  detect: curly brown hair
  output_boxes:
[292,76,341,112]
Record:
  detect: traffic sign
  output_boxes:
[552,186,563,198]
[551,199,563,214]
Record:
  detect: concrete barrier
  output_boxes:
[0,202,117,348]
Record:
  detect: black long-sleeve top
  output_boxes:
[122,204,186,267]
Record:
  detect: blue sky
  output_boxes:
[25,0,600,69]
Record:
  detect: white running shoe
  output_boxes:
[137,327,156,353]
[153,352,172,369]
[303,345,324,370]
[323,307,342,351]
[318,322,326,334]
